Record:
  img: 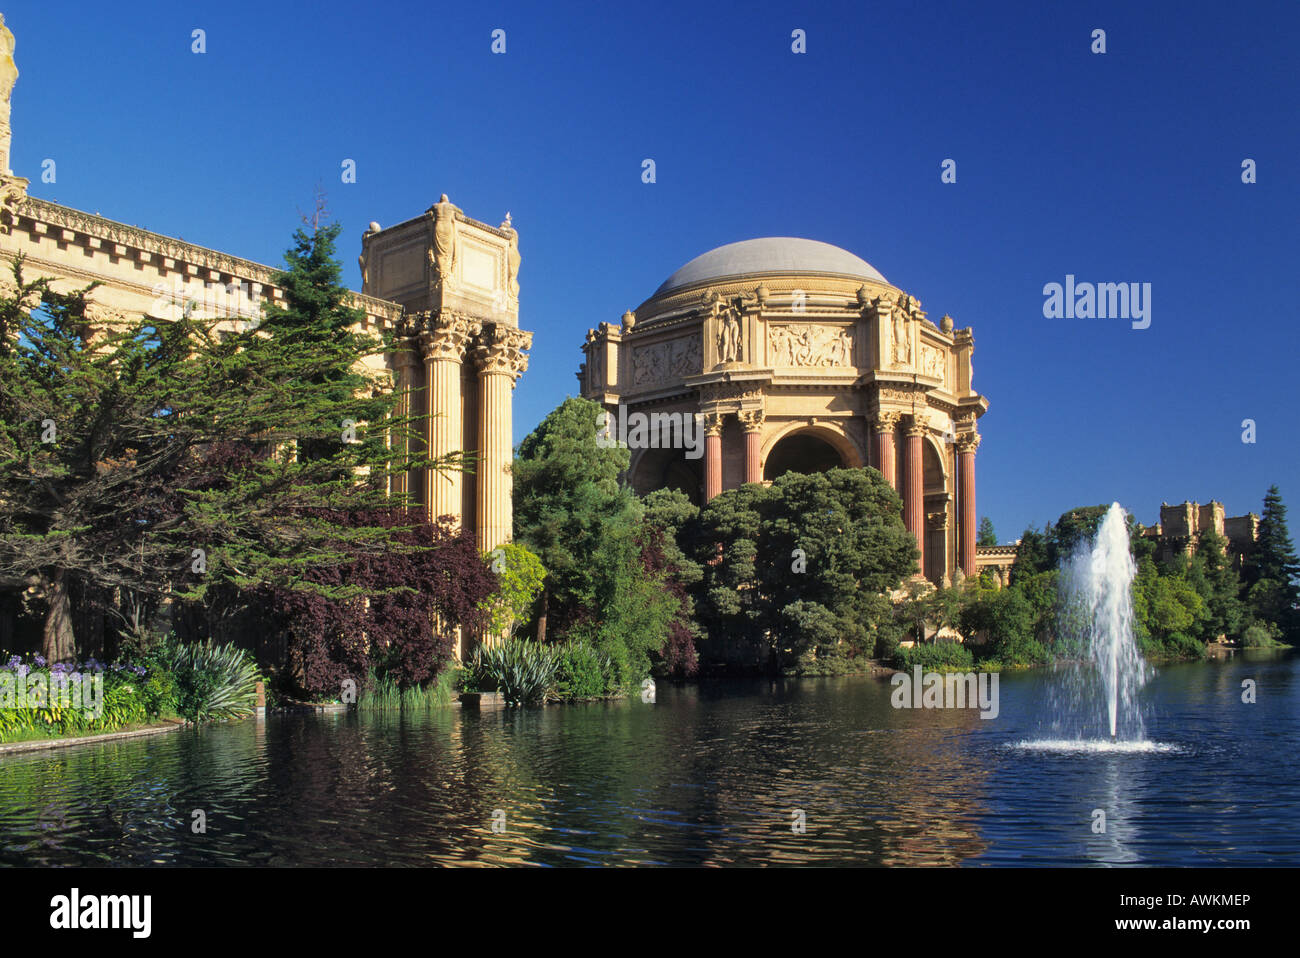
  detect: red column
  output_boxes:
[874,411,899,490]
[740,411,764,484]
[904,418,926,575]
[959,434,980,578]
[705,414,723,501]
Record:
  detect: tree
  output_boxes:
[513,397,684,686]
[0,223,453,662]
[977,516,997,547]
[1243,485,1300,637]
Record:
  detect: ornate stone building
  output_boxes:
[578,237,989,586]
[0,18,529,553]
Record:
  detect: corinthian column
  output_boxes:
[738,410,765,485]
[873,410,901,490]
[420,315,478,527]
[473,324,531,552]
[389,346,420,502]
[704,413,724,501]
[958,432,981,578]
[904,417,927,575]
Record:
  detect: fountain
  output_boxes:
[1020,502,1162,752]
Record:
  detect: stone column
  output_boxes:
[738,410,764,485]
[704,413,724,501]
[958,432,980,578]
[420,316,477,527]
[904,417,927,574]
[873,410,901,490]
[473,325,531,552]
[389,346,420,503]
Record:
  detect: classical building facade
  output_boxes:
[0,18,528,553]
[578,237,989,586]
[1142,500,1259,570]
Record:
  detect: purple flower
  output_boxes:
[16,664,29,678]
[52,662,68,674]
[5,655,19,670]
[33,654,46,667]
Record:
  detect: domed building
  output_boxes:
[577,237,989,586]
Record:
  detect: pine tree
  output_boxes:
[1243,485,1300,636]
[0,222,459,661]
[977,516,997,547]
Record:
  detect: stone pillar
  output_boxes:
[420,316,477,527]
[390,346,420,502]
[904,417,927,574]
[873,410,901,490]
[704,413,724,501]
[738,410,764,485]
[958,433,980,579]
[473,325,531,553]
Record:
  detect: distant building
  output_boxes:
[1141,501,1259,570]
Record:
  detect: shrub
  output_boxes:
[161,639,260,721]
[554,640,612,699]
[893,641,975,672]
[470,639,559,707]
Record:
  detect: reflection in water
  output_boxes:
[0,652,1296,866]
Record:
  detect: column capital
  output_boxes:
[703,412,725,437]
[956,432,981,455]
[419,313,480,364]
[473,324,533,381]
[872,409,902,433]
[737,409,765,433]
[904,416,929,439]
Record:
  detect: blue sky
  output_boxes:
[5,0,1296,540]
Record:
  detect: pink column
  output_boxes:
[704,414,723,501]
[904,418,926,574]
[959,433,980,578]
[739,411,764,485]
[874,411,899,490]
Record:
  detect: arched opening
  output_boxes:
[630,447,704,505]
[763,431,846,481]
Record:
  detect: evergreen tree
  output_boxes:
[0,223,456,661]
[1243,485,1300,636]
[977,516,997,547]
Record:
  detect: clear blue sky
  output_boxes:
[5,0,1296,540]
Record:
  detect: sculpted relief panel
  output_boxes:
[919,342,945,381]
[632,335,702,386]
[768,324,854,368]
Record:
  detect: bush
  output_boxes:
[554,640,613,699]
[160,639,260,722]
[892,641,975,672]
[470,639,559,707]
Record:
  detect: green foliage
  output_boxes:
[1242,485,1299,639]
[159,639,260,722]
[513,398,685,685]
[553,640,614,699]
[469,640,560,707]
[893,641,975,672]
[686,467,916,671]
[977,517,997,547]
[480,542,546,637]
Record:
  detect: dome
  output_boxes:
[652,237,887,297]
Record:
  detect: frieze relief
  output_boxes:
[631,336,702,385]
[919,343,945,381]
[767,323,854,368]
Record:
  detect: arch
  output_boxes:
[629,446,704,504]
[763,426,860,482]
[760,420,865,472]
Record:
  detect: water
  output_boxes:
[1047,502,1151,745]
[1,652,1296,866]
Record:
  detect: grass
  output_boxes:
[0,714,184,747]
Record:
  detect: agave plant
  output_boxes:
[162,639,260,722]
[470,639,560,707]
